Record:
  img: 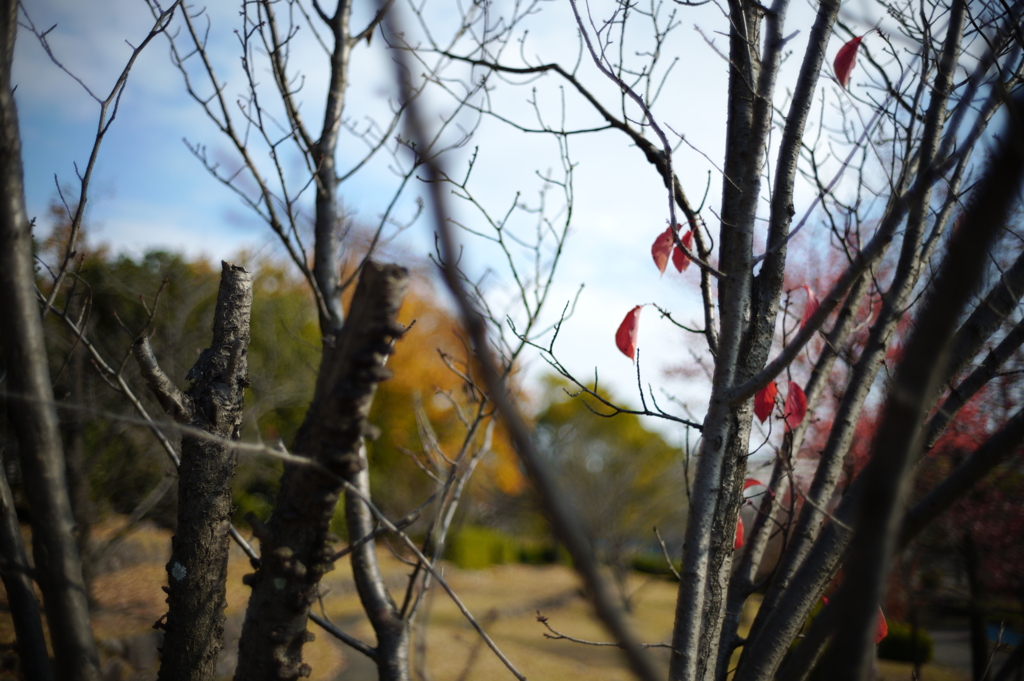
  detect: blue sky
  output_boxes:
[14,0,887,440]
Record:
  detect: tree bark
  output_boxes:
[63,326,96,605]
[0,1,101,678]
[0,459,53,681]
[134,262,253,681]
[234,261,409,681]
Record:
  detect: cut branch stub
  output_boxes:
[234,261,409,681]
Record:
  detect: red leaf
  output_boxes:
[744,478,775,499]
[615,306,642,361]
[651,228,673,275]
[754,381,778,423]
[801,284,820,328]
[784,381,807,430]
[673,229,695,272]
[875,607,888,644]
[734,516,745,549]
[834,35,864,89]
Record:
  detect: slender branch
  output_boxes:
[131,337,191,422]
[537,612,672,649]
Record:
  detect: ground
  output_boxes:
[0,518,980,680]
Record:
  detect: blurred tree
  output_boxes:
[32,206,526,553]
[366,280,525,524]
[910,382,1024,681]
[534,377,687,608]
[31,209,322,542]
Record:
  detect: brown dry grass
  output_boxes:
[0,520,974,681]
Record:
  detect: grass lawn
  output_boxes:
[0,520,977,681]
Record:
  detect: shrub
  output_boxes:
[446,526,519,570]
[519,541,562,565]
[877,621,934,664]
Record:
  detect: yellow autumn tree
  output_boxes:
[365,276,526,522]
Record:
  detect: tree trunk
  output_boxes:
[234,261,409,681]
[133,262,253,681]
[0,1,101,678]
[0,458,53,681]
[63,331,96,605]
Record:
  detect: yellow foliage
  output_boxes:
[367,277,526,514]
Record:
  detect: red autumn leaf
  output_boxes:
[754,381,778,423]
[744,477,775,500]
[651,227,673,275]
[615,305,642,361]
[801,284,820,328]
[834,35,864,89]
[875,608,888,643]
[734,516,745,549]
[784,381,808,430]
[673,229,695,272]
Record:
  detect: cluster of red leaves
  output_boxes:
[753,380,807,431]
[614,226,698,361]
[920,388,1024,597]
[953,484,1024,595]
[651,226,694,275]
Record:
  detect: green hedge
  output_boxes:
[446,526,521,570]
[445,527,571,569]
[519,542,566,566]
[877,622,934,664]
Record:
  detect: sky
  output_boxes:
[13,0,891,444]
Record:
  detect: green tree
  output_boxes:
[535,378,687,608]
[36,244,324,530]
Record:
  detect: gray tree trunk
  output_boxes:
[133,262,253,681]
[966,535,991,681]
[234,261,409,681]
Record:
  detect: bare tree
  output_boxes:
[398,1,1024,681]
[9,0,1024,680]
[145,1,572,680]
[0,0,101,677]
[9,0,570,678]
